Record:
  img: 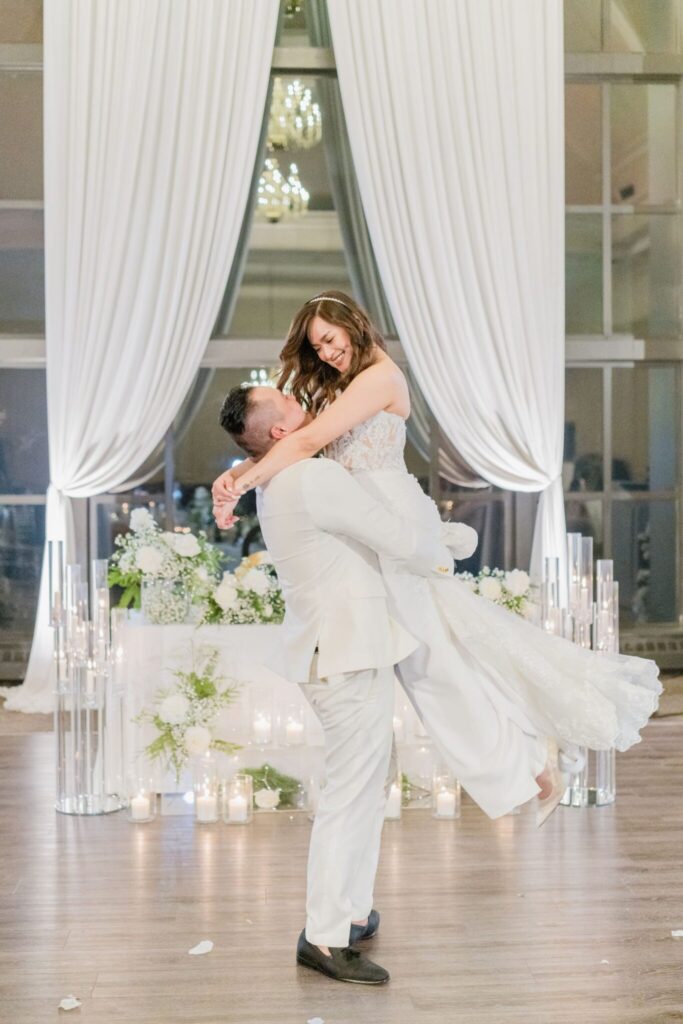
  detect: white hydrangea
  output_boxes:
[173,534,201,557]
[161,531,178,549]
[136,546,165,575]
[159,694,190,725]
[184,725,212,757]
[479,576,503,601]
[241,568,270,596]
[504,568,530,597]
[130,508,155,533]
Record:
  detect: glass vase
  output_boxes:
[432,769,461,819]
[141,578,189,625]
[222,773,253,825]
[384,768,402,821]
[126,772,157,824]
[192,753,219,824]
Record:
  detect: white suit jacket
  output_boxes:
[257,458,454,682]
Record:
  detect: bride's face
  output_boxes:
[308,316,353,374]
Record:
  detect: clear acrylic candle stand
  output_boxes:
[52,551,124,815]
[560,557,618,808]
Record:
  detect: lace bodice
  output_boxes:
[324,410,408,473]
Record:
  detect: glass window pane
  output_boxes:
[0,369,48,493]
[218,74,353,339]
[0,2,42,43]
[565,497,604,557]
[612,366,678,491]
[566,214,603,334]
[612,500,677,624]
[275,0,311,46]
[0,71,42,200]
[0,503,45,677]
[566,84,602,205]
[612,214,681,337]
[0,209,45,332]
[611,84,677,206]
[608,0,680,53]
[564,0,602,52]
[564,368,604,490]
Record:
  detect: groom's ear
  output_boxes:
[270,423,289,441]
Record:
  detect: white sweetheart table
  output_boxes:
[116,617,430,796]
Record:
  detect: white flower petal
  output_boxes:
[672,930,683,938]
[58,996,82,1011]
[188,939,214,955]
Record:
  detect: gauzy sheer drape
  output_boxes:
[3,0,278,712]
[327,0,567,582]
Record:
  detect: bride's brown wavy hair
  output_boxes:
[277,290,387,414]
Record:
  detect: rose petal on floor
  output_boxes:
[188,939,214,955]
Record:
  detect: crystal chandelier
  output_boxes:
[268,77,322,151]
[256,156,309,224]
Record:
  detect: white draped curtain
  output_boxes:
[327,0,567,583]
[2,0,279,712]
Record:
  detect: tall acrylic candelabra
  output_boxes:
[50,544,124,815]
[542,537,617,808]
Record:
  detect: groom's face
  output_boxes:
[250,387,309,442]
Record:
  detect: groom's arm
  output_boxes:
[300,460,453,578]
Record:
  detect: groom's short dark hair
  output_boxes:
[219,385,276,459]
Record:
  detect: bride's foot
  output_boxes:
[535,740,569,828]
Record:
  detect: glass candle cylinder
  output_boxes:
[222,773,253,825]
[127,775,157,824]
[432,770,461,820]
[193,753,219,824]
[384,769,402,821]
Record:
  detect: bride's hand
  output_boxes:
[213,497,240,530]
[212,469,241,503]
[442,522,478,559]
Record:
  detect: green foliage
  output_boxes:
[242,763,303,808]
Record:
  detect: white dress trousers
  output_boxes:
[299,654,395,947]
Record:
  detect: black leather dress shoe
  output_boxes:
[349,908,380,945]
[296,930,389,984]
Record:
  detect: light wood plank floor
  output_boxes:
[0,709,682,1023]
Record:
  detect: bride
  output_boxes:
[212,291,662,824]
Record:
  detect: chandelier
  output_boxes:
[256,157,309,224]
[268,77,321,151]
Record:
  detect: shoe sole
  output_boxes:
[296,953,389,984]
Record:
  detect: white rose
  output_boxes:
[241,568,270,595]
[162,531,178,549]
[504,569,530,598]
[254,787,280,809]
[184,725,212,757]
[159,694,190,725]
[479,576,503,601]
[214,581,238,611]
[173,534,201,557]
[136,546,165,574]
[196,566,209,582]
[130,508,155,533]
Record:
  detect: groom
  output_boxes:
[218,385,454,985]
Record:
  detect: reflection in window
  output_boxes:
[613,500,676,624]
[608,0,680,54]
[564,0,602,52]
[611,84,676,206]
[564,368,603,491]
[0,504,44,677]
[565,84,602,205]
[0,369,48,493]
[612,214,680,338]
[566,215,603,335]
[612,366,677,492]
[565,498,603,558]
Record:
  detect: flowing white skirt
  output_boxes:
[353,468,662,754]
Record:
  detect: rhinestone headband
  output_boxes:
[306,295,351,310]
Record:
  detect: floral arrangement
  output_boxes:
[242,763,304,810]
[134,647,240,782]
[202,551,286,625]
[108,507,222,610]
[455,566,533,617]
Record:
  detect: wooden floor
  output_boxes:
[1,710,682,1023]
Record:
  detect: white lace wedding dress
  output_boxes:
[325,411,662,764]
